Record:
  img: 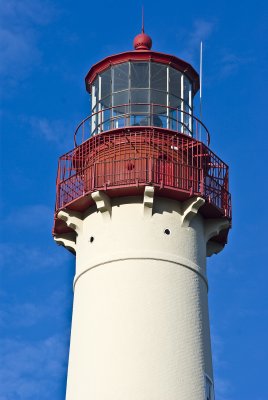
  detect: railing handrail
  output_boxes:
[73,103,210,147]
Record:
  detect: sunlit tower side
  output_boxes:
[53,28,231,400]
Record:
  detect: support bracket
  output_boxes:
[181,196,205,227]
[91,191,111,220]
[143,186,154,217]
[57,210,83,233]
[205,218,231,242]
[206,241,224,257]
[54,232,76,254]
[205,218,231,257]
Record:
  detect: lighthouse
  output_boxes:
[53,27,231,400]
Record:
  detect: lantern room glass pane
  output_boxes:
[151,89,166,108]
[151,63,167,91]
[131,63,149,88]
[130,89,149,113]
[130,86,149,115]
[113,63,129,92]
[169,94,181,109]
[169,67,181,97]
[92,79,99,102]
[183,76,190,104]
[151,114,164,127]
[113,90,129,107]
[92,79,98,112]
[100,69,111,100]
[130,89,149,104]
[99,95,111,109]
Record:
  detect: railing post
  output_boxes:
[189,169,194,196]
[148,157,152,183]
[92,163,95,190]
[56,160,61,209]
[82,122,84,143]
[200,168,204,196]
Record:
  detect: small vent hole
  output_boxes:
[89,236,94,243]
[164,229,171,235]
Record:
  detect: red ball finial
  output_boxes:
[133,7,152,50]
[133,32,152,50]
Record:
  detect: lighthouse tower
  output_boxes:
[53,28,231,400]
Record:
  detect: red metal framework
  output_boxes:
[54,126,231,243]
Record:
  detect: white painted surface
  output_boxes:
[55,193,228,400]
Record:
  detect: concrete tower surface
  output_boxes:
[53,29,231,400]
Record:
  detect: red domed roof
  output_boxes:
[133,32,152,50]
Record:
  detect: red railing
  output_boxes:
[56,128,231,219]
[74,103,210,147]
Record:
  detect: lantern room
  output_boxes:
[85,35,200,138]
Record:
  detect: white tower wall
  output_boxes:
[55,189,229,400]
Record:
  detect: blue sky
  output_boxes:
[0,0,267,399]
